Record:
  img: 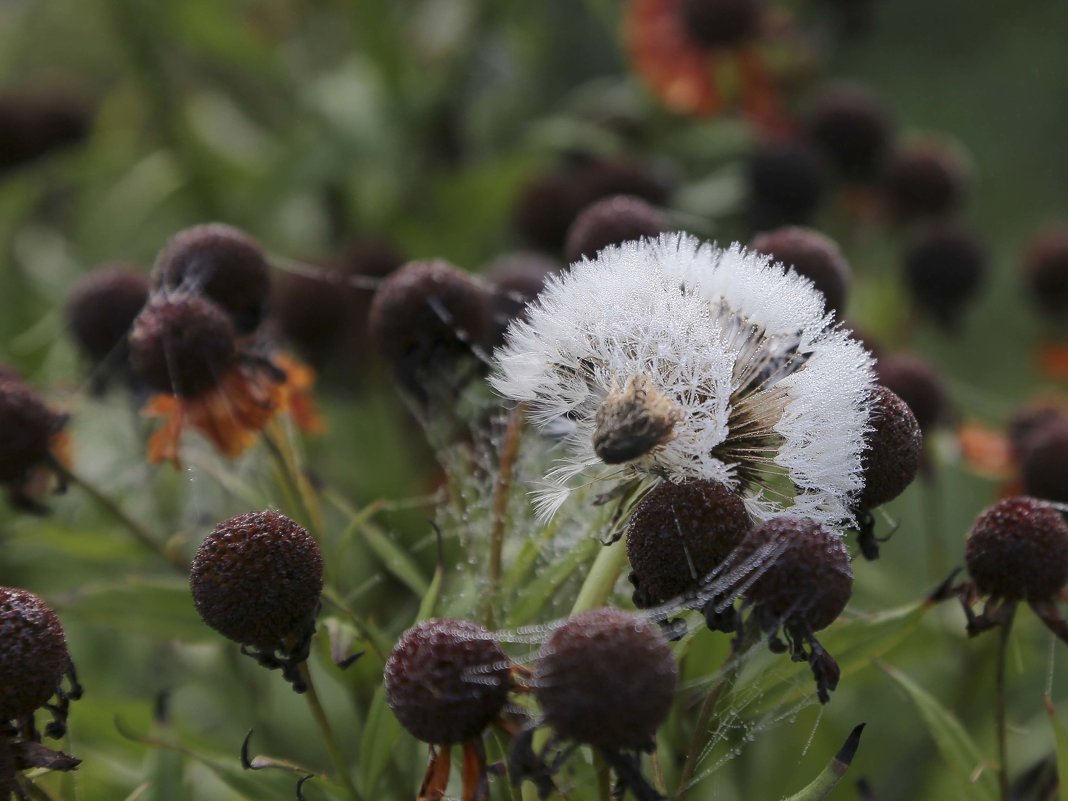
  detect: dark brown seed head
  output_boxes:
[485,253,557,346]
[858,386,923,510]
[384,619,511,745]
[534,608,677,749]
[1008,401,1068,462]
[805,85,892,183]
[903,225,985,328]
[0,587,69,721]
[273,264,355,363]
[750,226,851,314]
[128,295,236,397]
[746,141,828,232]
[1021,226,1068,318]
[514,171,585,254]
[0,91,91,173]
[0,380,64,484]
[1019,422,1068,504]
[886,139,969,223]
[65,266,149,363]
[733,518,853,632]
[875,353,947,433]
[965,497,1068,602]
[190,510,324,649]
[573,159,672,210]
[627,479,752,608]
[0,737,14,799]
[564,195,669,264]
[679,0,763,48]
[154,224,270,333]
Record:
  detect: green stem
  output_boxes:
[298,662,362,801]
[263,423,325,543]
[995,607,1016,801]
[571,537,628,615]
[483,405,525,628]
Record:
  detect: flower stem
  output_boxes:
[995,607,1016,801]
[483,405,525,629]
[571,537,628,615]
[263,421,326,543]
[297,662,361,801]
[57,464,187,573]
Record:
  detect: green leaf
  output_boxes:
[781,724,865,801]
[359,686,404,798]
[879,661,998,801]
[505,536,599,627]
[346,516,429,598]
[56,578,210,642]
[1044,689,1068,801]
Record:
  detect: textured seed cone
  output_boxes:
[965,497,1068,602]
[1019,422,1068,504]
[733,518,853,632]
[65,266,149,363]
[154,224,270,333]
[485,252,556,346]
[886,139,969,223]
[875,353,947,433]
[858,386,923,509]
[369,260,491,372]
[903,225,985,327]
[1008,401,1068,462]
[564,195,669,264]
[534,608,677,749]
[680,0,763,48]
[627,479,752,607]
[384,619,511,745]
[805,85,892,182]
[746,141,828,232]
[128,295,237,397]
[750,226,851,314]
[0,587,69,721]
[190,510,324,649]
[1021,226,1068,318]
[0,91,91,173]
[0,380,64,483]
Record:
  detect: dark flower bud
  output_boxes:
[154,224,271,333]
[384,619,512,745]
[965,497,1068,602]
[886,139,969,223]
[626,479,751,608]
[679,0,763,49]
[1019,422,1068,504]
[746,141,828,232]
[875,353,947,433]
[0,91,91,174]
[273,264,355,363]
[0,380,65,484]
[1008,401,1068,462]
[64,266,149,364]
[514,172,585,253]
[190,510,323,650]
[128,295,236,397]
[1021,226,1068,318]
[750,226,851,314]
[858,386,923,510]
[805,85,892,183]
[0,587,70,721]
[564,195,669,264]
[903,225,985,328]
[534,608,677,749]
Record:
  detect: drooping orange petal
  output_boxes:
[736,46,790,136]
[143,394,185,466]
[418,745,452,801]
[1037,341,1068,381]
[274,353,325,435]
[957,421,1013,480]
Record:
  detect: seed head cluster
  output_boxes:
[0,587,69,722]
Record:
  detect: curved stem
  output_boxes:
[571,537,628,615]
[995,608,1016,801]
[297,662,362,801]
[263,422,325,543]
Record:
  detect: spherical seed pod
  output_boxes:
[679,0,763,48]
[1021,226,1068,318]
[746,141,828,231]
[190,510,324,649]
[0,91,91,173]
[886,139,969,223]
[534,608,677,750]
[384,619,512,745]
[128,295,237,397]
[1019,422,1068,504]
[0,587,70,721]
[805,84,892,182]
[368,260,491,375]
[65,266,149,363]
[0,380,64,484]
[875,353,947,433]
[626,479,752,607]
[750,226,851,314]
[1008,401,1068,462]
[734,518,853,632]
[514,171,586,253]
[154,224,271,333]
[564,195,669,264]
[485,252,557,346]
[273,264,355,362]
[572,159,673,210]
[965,497,1068,602]
[858,386,923,510]
[903,225,985,327]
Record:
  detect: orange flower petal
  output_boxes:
[957,420,1013,480]
[1037,342,1068,381]
[274,353,326,435]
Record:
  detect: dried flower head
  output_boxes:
[0,379,68,510]
[858,385,923,511]
[1008,400,1068,461]
[1019,421,1068,503]
[0,91,91,174]
[0,587,70,722]
[679,0,764,48]
[746,141,828,232]
[492,233,875,529]
[750,226,851,314]
[805,84,892,183]
[485,253,557,347]
[1021,226,1068,318]
[886,138,970,223]
[564,195,668,264]
[903,224,986,328]
[875,352,947,433]
[65,266,149,366]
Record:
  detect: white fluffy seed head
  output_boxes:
[490,232,876,529]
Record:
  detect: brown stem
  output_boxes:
[482,404,524,629]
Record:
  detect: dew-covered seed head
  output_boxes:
[965,497,1068,602]
[875,353,947,433]
[0,587,70,721]
[750,226,851,314]
[0,380,64,484]
[903,225,985,327]
[858,385,923,510]
[384,619,511,745]
[627,479,752,607]
[190,510,324,650]
[154,224,271,333]
[1021,226,1068,318]
[746,141,828,231]
[534,608,677,749]
[734,518,853,633]
[65,266,149,364]
[128,295,237,397]
[886,139,969,222]
[1019,422,1068,504]
[679,0,763,49]
[564,195,668,264]
[805,84,892,183]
